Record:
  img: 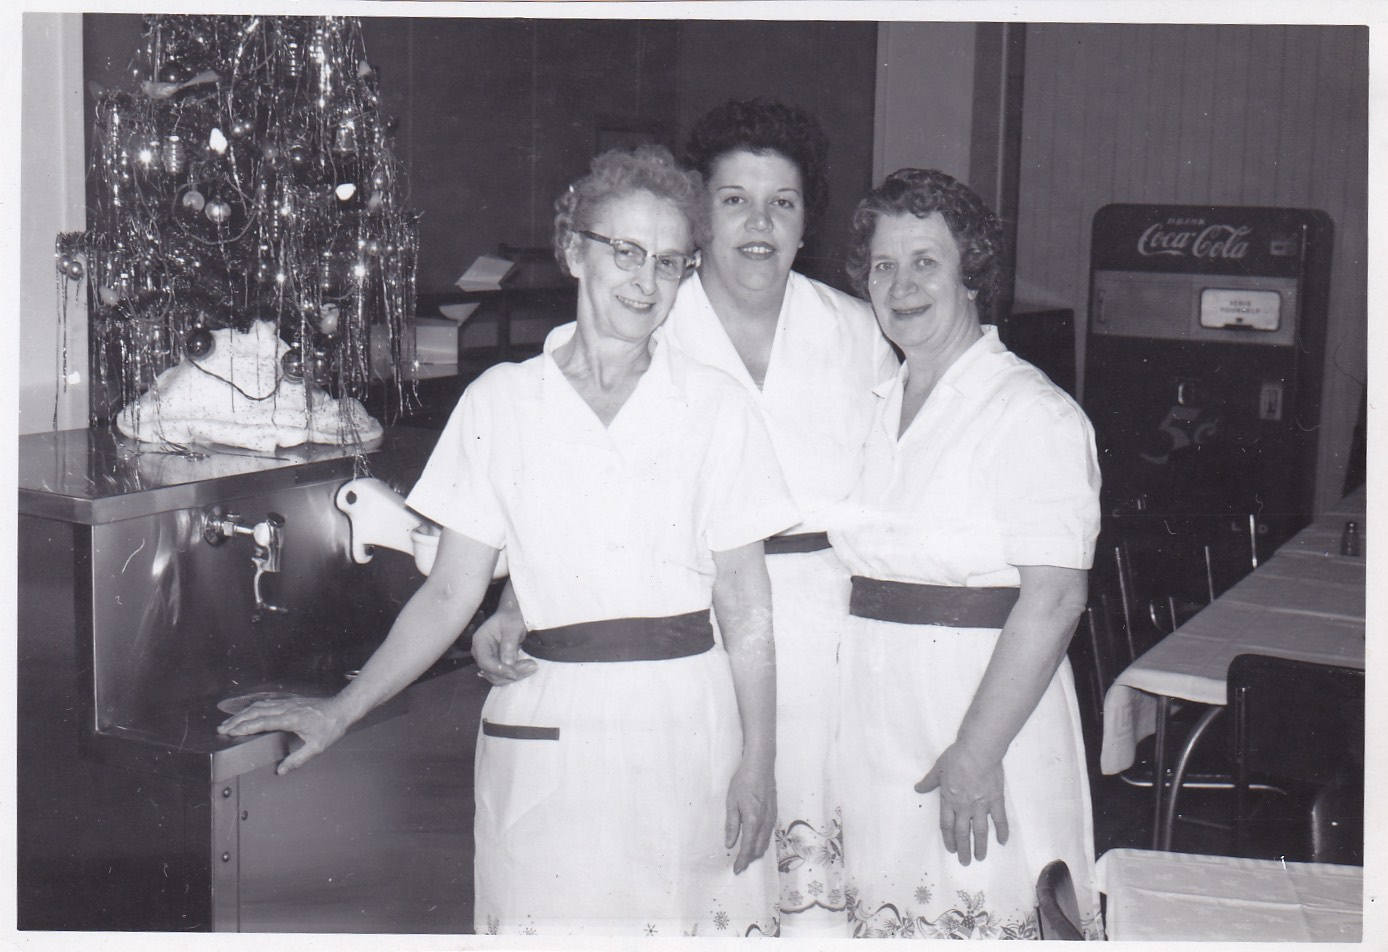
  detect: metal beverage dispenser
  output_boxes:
[1084,204,1333,581]
[17,427,492,933]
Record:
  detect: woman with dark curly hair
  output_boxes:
[831,169,1102,938]
[222,145,790,937]
[664,98,900,937]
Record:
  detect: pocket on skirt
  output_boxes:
[482,718,560,740]
[476,718,564,833]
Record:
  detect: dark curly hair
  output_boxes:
[844,168,1007,318]
[683,98,830,236]
[553,144,706,277]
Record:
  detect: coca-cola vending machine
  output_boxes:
[1083,204,1333,584]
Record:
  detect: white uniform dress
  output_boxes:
[407,323,799,938]
[662,271,898,935]
[830,327,1103,939]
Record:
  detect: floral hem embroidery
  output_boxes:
[846,884,1042,940]
[776,808,846,916]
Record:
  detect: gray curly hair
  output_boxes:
[553,144,707,276]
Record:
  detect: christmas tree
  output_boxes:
[56,14,418,442]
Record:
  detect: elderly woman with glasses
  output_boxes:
[219,145,792,937]
[476,100,897,938]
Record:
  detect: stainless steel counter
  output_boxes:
[18,425,438,524]
[17,425,491,932]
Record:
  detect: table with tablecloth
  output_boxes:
[1096,847,1362,941]
[1099,487,1366,777]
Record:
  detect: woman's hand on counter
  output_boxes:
[217,695,351,775]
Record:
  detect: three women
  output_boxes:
[224,106,1102,940]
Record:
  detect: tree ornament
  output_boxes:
[317,302,341,336]
[281,347,304,380]
[158,61,192,84]
[308,353,333,386]
[286,141,311,174]
[205,199,232,224]
[333,120,358,154]
[64,257,85,280]
[283,34,303,80]
[162,134,186,174]
[185,327,215,358]
[134,136,161,170]
[144,322,172,356]
[208,127,229,155]
[181,188,206,213]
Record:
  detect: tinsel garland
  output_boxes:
[56,14,419,439]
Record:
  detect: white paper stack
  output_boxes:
[454,254,515,291]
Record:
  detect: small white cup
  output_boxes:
[410,525,440,576]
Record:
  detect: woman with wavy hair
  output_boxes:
[832,168,1102,939]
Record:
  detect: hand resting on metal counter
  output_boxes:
[217,528,499,774]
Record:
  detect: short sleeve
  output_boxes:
[993,390,1101,570]
[404,374,508,549]
[702,390,801,552]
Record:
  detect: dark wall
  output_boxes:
[83,14,878,298]
[362,17,681,292]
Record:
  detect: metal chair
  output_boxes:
[1035,860,1086,940]
[1229,654,1364,863]
[1086,518,1280,849]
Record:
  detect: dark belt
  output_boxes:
[849,576,1019,628]
[520,609,714,663]
[763,531,832,556]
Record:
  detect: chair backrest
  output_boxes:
[1035,859,1086,940]
[1228,653,1364,784]
[1229,653,1364,861]
[1101,513,1261,657]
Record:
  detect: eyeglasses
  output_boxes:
[578,231,698,282]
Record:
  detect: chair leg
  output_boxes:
[1151,695,1169,850]
[1160,705,1224,850]
[1233,685,1249,856]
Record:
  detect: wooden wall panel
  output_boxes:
[1016,23,1368,512]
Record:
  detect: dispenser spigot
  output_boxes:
[250,513,288,615]
[202,506,288,615]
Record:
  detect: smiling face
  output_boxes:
[866,211,981,356]
[702,149,806,297]
[564,189,693,345]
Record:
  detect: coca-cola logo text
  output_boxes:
[1137,222,1252,259]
